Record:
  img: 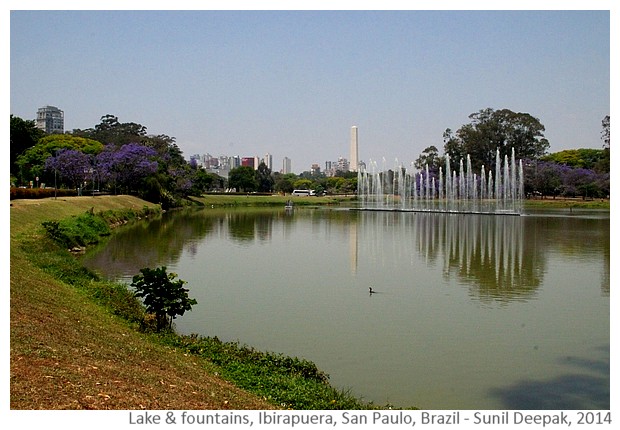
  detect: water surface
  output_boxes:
[83,206,610,409]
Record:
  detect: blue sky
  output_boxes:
[9,4,611,173]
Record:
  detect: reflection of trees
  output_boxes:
[82,209,220,280]
[490,344,609,409]
[226,211,274,243]
[84,208,292,279]
[356,212,535,300]
[419,214,543,302]
[356,212,609,304]
[357,212,543,303]
[529,216,610,296]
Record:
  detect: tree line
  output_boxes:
[10,108,610,205]
[11,114,222,208]
[415,109,609,199]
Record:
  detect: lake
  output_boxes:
[82,205,610,410]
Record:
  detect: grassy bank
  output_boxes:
[189,193,356,207]
[522,197,610,210]
[9,195,376,410]
[190,193,609,210]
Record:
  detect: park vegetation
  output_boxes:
[10,106,609,409]
[11,197,383,409]
[11,109,610,205]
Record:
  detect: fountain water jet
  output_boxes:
[356,148,523,215]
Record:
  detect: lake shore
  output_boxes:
[10,196,274,409]
[9,195,378,410]
[9,194,608,409]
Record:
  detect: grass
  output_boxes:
[190,193,609,210]
[188,193,356,207]
[9,195,379,410]
[522,197,610,210]
[14,193,596,410]
[10,196,274,409]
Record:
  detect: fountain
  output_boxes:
[356,148,524,215]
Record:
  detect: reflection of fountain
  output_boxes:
[357,148,524,215]
[353,211,540,301]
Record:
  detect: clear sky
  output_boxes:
[8,2,612,173]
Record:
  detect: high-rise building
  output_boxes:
[337,157,350,172]
[264,153,273,171]
[36,105,64,134]
[350,126,358,172]
[241,157,255,168]
[282,157,292,174]
[310,164,321,175]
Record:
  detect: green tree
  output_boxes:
[595,115,610,173]
[414,145,444,174]
[131,267,197,332]
[444,108,549,171]
[541,149,605,170]
[274,174,295,194]
[293,178,313,190]
[73,114,148,146]
[601,115,610,149]
[15,134,104,186]
[256,162,274,192]
[228,166,258,192]
[71,114,146,148]
[10,115,45,179]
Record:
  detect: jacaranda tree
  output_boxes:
[44,149,93,189]
[96,143,158,194]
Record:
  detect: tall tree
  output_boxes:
[44,149,93,189]
[228,166,258,192]
[414,145,444,175]
[256,162,274,192]
[10,115,45,178]
[15,134,103,186]
[601,115,610,149]
[75,114,148,146]
[444,108,549,172]
[95,143,158,193]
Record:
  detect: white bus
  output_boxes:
[292,189,315,196]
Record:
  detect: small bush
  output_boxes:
[42,211,110,249]
[131,267,197,332]
[10,187,77,200]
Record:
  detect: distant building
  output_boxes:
[350,126,358,172]
[36,105,64,134]
[282,157,292,174]
[241,157,255,168]
[310,163,321,175]
[189,154,203,167]
[338,157,350,172]
[264,153,273,171]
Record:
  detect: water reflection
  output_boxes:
[84,208,610,305]
[81,206,609,409]
[354,213,541,303]
[84,208,308,279]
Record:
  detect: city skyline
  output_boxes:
[8,5,612,174]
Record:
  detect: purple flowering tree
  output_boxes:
[523,160,607,199]
[95,143,158,193]
[45,149,93,189]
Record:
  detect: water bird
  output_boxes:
[369,287,375,294]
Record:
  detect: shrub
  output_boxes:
[42,211,110,248]
[10,187,77,200]
[130,267,197,332]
